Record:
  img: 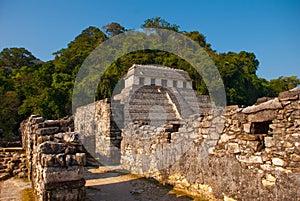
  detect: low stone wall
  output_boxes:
[0,147,27,180]
[20,115,86,201]
[121,88,300,200]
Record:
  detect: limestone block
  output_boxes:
[279,88,300,101]
[42,120,60,127]
[201,121,211,128]
[31,116,45,123]
[264,137,274,148]
[236,155,263,164]
[39,141,66,154]
[42,166,84,183]
[227,143,240,154]
[272,158,285,166]
[243,123,251,133]
[36,127,59,135]
[247,141,259,151]
[262,173,277,186]
[247,110,277,122]
[218,134,235,143]
[242,98,282,114]
[237,134,258,141]
[262,179,275,186]
[209,132,220,140]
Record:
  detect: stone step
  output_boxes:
[129,93,168,100]
[127,100,170,105]
[127,113,178,121]
[127,105,175,111]
[133,90,162,94]
[131,119,180,125]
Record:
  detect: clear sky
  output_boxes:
[0,0,299,80]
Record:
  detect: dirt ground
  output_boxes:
[0,177,31,201]
[85,166,193,201]
[0,166,194,201]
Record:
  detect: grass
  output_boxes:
[21,187,35,201]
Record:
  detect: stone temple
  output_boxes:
[75,64,211,164]
[113,64,211,126]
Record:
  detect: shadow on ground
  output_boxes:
[84,166,193,201]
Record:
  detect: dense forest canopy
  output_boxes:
[0,17,299,139]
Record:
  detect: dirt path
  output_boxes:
[0,177,31,201]
[0,166,194,201]
[85,166,193,201]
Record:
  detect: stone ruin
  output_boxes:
[121,87,300,200]
[75,65,300,200]
[20,115,86,201]
[75,64,211,165]
[14,64,300,200]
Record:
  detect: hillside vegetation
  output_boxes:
[0,17,299,139]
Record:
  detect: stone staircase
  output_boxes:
[124,85,180,126]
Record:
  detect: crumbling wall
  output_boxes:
[0,147,27,180]
[75,98,122,165]
[121,88,300,200]
[20,115,86,201]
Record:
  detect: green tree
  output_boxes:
[0,47,38,70]
[214,51,262,105]
[102,22,126,37]
[52,26,107,115]
[0,91,20,139]
[266,76,300,96]
[141,17,180,32]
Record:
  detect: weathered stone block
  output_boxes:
[42,166,84,183]
[36,127,59,135]
[237,134,258,141]
[242,98,282,114]
[279,88,300,100]
[272,158,285,166]
[41,154,56,167]
[42,120,60,127]
[218,134,235,143]
[39,142,66,154]
[264,137,274,148]
[227,143,240,154]
[243,123,251,133]
[247,141,259,151]
[247,110,277,122]
[236,155,263,164]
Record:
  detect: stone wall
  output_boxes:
[121,88,300,200]
[75,98,122,165]
[0,147,27,180]
[20,115,86,201]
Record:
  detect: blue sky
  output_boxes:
[0,0,299,80]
